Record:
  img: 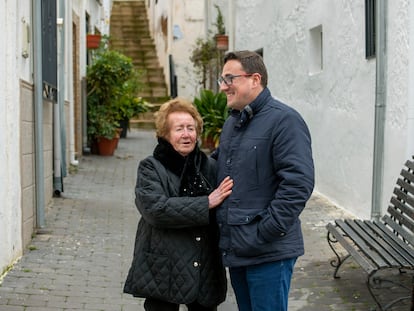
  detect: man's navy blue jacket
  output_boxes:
[214,87,315,267]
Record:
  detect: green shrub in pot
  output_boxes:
[193,89,229,150]
[86,47,148,144]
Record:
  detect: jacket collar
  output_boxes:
[232,87,270,128]
[153,137,203,177]
[153,137,212,196]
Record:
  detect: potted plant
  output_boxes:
[116,96,149,138]
[86,47,148,154]
[190,37,219,90]
[213,5,228,51]
[87,33,102,49]
[87,104,119,155]
[193,89,229,151]
[111,69,149,138]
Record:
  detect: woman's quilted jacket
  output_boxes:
[123,141,227,307]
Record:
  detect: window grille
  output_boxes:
[365,0,376,58]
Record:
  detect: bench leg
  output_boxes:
[327,230,351,278]
[367,270,413,311]
[411,281,414,311]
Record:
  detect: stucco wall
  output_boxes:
[147,0,230,100]
[146,0,207,100]
[20,81,35,250]
[382,0,410,212]
[0,0,23,274]
[171,0,207,98]
[0,0,109,275]
[233,0,410,218]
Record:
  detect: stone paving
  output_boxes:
[0,129,412,310]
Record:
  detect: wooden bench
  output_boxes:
[326,158,414,311]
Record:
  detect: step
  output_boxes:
[110,18,148,25]
[129,119,156,130]
[139,88,168,99]
[110,0,169,127]
[109,29,151,37]
[109,41,151,48]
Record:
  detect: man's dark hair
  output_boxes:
[224,50,268,87]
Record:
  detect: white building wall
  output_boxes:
[146,0,170,90]
[147,0,231,100]
[146,0,207,100]
[67,0,110,163]
[171,0,207,98]
[0,0,25,274]
[382,0,410,214]
[0,0,109,276]
[233,0,411,218]
[73,0,109,78]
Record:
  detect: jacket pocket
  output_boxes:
[145,253,170,285]
[227,207,270,257]
[136,252,170,298]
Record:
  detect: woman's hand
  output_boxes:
[208,176,233,209]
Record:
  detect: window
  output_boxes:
[309,25,323,74]
[365,0,376,58]
[255,48,263,58]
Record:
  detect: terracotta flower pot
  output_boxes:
[97,136,117,156]
[215,34,229,51]
[87,34,101,49]
[201,136,216,152]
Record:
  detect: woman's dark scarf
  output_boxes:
[153,138,212,196]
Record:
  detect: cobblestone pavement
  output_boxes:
[0,129,412,310]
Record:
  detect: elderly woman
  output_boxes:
[123,98,233,311]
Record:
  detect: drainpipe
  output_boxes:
[33,0,45,228]
[228,0,234,51]
[66,4,78,165]
[167,0,173,96]
[407,0,414,158]
[371,0,387,221]
[205,0,211,36]
[82,77,90,154]
[54,2,64,196]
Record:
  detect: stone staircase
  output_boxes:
[109,0,169,129]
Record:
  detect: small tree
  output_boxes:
[214,4,225,35]
[190,37,219,90]
[190,4,228,91]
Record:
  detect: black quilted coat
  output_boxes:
[123,138,227,307]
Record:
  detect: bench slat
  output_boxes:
[342,219,391,267]
[396,176,414,198]
[393,187,414,216]
[382,214,414,246]
[388,199,414,234]
[326,222,376,274]
[363,220,414,266]
[335,219,388,268]
[373,220,414,263]
[405,159,414,172]
[400,169,414,185]
[354,219,405,266]
[401,160,414,185]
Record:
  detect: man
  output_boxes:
[214,50,315,311]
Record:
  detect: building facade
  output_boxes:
[2,0,414,279]
[148,0,414,220]
[230,0,413,219]
[0,0,111,276]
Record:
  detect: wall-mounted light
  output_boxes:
[173,25,183,40]
[22,18,30,58]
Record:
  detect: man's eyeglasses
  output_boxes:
[217,74,253,86]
